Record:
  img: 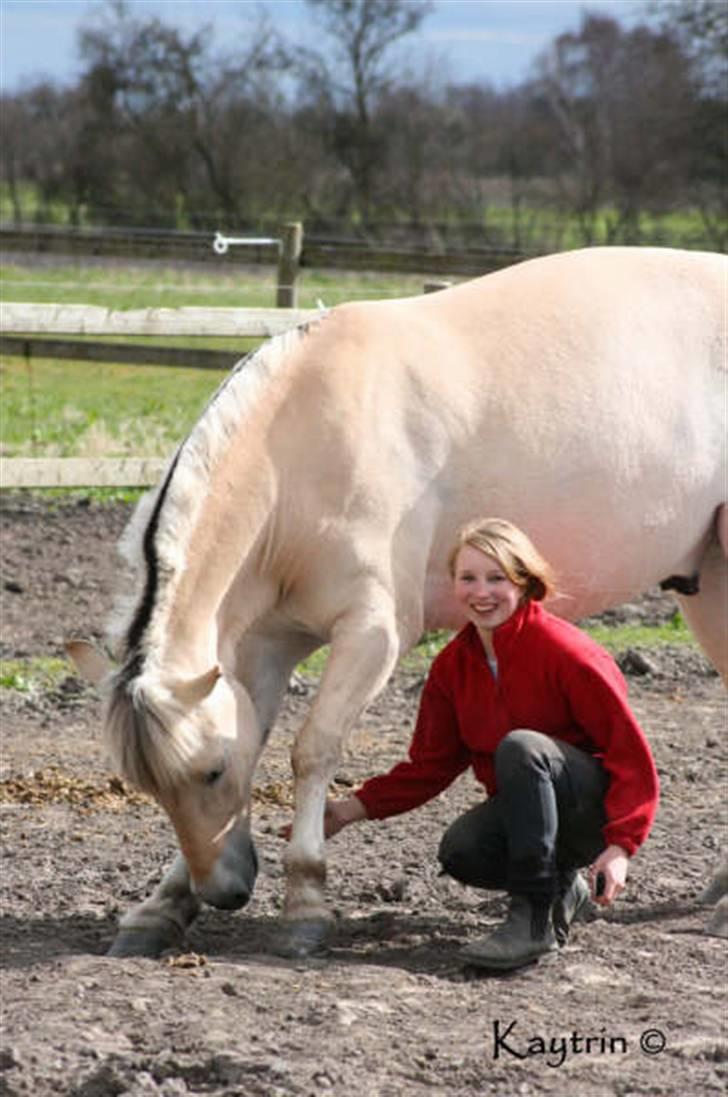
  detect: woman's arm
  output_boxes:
[564,653,660,856]
[354,670,471,820]
[281,653,472,839]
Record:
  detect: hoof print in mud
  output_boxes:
[271,918,333,959]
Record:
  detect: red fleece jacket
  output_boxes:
[356,600,659,856]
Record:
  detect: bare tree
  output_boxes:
[0,82,101,225]
[646,0,727,248]
[0,94,30,223]
[2,0,718,250]
[298,0,434,225]
[77,0,290,225]
[535,15,696,245]
[648,0,728,94]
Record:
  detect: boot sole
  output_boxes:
[460,944,559,972]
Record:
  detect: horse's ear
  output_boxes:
[168,666,221,708]
[65,639,114,685]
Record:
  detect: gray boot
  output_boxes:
[460,896,558,971]
[552,872,591,946]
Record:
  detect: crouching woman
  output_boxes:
[324,517,659,971]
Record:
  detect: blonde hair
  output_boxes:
[447,518,556,602]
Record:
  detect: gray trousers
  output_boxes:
[437,730,609,901]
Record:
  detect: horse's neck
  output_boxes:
[150,462,277,676]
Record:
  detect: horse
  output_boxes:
[68,246,728,958]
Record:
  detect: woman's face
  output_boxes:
[452,544,523,634]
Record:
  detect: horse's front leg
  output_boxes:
[109,854,200,958]
[274,602,401,958]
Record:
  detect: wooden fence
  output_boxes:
[0,303,315,490]
[1,222,523,290]
[0,252,460,489]
[0,300,317,373]
[1,216,478,371]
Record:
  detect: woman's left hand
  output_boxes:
[588,844,629,906]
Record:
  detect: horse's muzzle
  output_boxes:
[195,828,259,910]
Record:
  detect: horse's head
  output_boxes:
[67,641,261,911]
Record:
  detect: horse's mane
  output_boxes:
[106,321,316,664]
[98,321,321,793]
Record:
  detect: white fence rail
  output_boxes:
[0,302,315,338]
[2,457,169,489]
[0,303,316,490]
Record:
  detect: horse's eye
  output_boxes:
[203,766,225,786]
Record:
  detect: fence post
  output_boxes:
[277,222,303,308]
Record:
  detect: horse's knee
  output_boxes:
[290,730,340,781]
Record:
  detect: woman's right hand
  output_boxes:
[323,796,368,838]
[279,795,367,841]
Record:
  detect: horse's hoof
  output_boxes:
[107,925,182,958]
[705,897,728,939]
[271,918,333,959]
[699,877,728,905]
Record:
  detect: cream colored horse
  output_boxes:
[69,247,727,957]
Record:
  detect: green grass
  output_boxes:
[582,615,695,653]
[0,657,70,692]
[0,260,427,310]
[0,260,431,460]
[295,631,455,680]
[0,183,71,226]
[0,618,696,694]
[414,616,698,670]
[293,618,695,684]
[0,486,147,506]
[478,203,720,249]
[0,356,229,457]
[2,179,718,248]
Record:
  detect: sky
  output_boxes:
[0,0,649,94]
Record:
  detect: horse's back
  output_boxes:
[301,247,725,402]
[266,248,725,627]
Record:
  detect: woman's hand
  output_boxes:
[588,844,629,906]
[323,796,367,837]
[278,795,367,841]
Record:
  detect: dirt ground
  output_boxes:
[0,495,726,1097]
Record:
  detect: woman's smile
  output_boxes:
[453,544,523,637]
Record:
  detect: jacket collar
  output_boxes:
[463,598,540,662]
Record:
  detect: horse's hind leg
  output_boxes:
[676,508,727,685]
[109,854,200,958]
[676,508,728,933]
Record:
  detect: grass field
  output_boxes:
[1,258,428,309]
[2,180,718,249]
[1,260,429,459]
[1,357,229,458]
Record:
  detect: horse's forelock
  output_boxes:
[105,674,201,797]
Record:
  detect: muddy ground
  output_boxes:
[0,496,726,1097]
